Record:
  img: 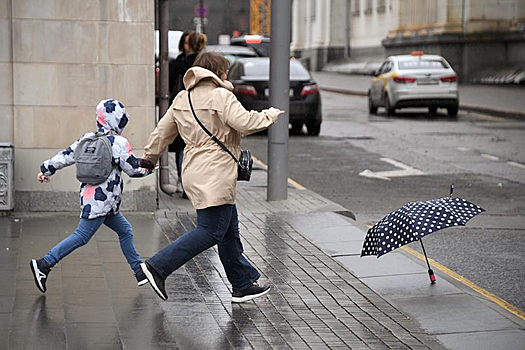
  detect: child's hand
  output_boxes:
[37,172,50,183]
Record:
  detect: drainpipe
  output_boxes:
[158,0,177,195]
[345,0,351,58]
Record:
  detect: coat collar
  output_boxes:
[183,67,233,92]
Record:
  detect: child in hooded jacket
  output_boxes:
[30,99,152,293]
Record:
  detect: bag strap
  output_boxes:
[187,89,239,164]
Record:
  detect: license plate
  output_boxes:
[417,78,438,85]
[264,88,294,97]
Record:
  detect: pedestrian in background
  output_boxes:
[168,31,207,197]
[30,99,153,294]
[140,52,284,302]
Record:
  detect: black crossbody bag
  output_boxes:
[187,89,253,181]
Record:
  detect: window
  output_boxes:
[365,0,373,15]
[240,59,311,80]
[378,61,393,75]
[377,0,386,13]
[352,0,361,16]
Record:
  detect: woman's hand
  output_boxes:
[267,107,285,121]
[135,158,156,170]
[37,172,50,183]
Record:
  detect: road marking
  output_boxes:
[458,148,523,168]
[400,245,525,321]
[508,161,525,169]
[481,153,500,161]
[252,156,305,190]
[252,156,267,170]
[359,158,425,181]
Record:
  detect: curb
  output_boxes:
[319,86,368,97]
[459,104,525,120]
[319,85,525,119]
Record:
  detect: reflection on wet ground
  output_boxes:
[1,208,444,349]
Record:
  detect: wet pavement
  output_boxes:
[1,163,447,350]
[1,161,524,349]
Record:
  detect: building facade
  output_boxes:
[291,0,525,81]
[384,0,525,81]
[0,0,157,212]
[291,0,399,70]
[164,0,250,44]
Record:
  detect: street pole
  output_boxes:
[267,0,291,201]
[200,0,206,34]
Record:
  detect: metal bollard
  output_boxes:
[0,143,14,211]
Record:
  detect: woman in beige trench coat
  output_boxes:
[140,52,284,302]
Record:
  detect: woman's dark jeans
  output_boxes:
[147,204,260,291]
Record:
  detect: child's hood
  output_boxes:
[95,99,129,135]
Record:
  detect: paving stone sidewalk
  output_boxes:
[1,159,447,349]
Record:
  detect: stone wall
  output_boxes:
[0,0,157,212]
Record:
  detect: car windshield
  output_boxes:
[241,59,311,80]
[246,42,270,57]
[205,46,257,57]
[399,60,449,70]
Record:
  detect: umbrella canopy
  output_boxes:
[361,197,485,258]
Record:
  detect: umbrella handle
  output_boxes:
[450,184,454,197]
[428,268,436,284]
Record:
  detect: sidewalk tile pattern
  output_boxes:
[0,156,446,349]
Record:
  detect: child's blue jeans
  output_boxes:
[43,212,142,272]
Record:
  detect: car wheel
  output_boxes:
[429,107,438,116]
[306,122,321,136]
[368,92,378,114]
[385,95,395,116]
[448,106,459,117]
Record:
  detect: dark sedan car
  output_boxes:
[228,58,322,135]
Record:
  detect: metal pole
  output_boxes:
[158,0,177,195]
[200,0,206,34]
[267,0,291,201]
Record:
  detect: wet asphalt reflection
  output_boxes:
[2,210,443,349]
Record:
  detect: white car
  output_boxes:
[368,52,459,116]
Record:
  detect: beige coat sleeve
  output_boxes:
[220,91,281,137]
[143,107,179,165]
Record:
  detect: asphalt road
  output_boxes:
[241,91,525,312]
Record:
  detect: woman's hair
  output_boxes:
[178,31,190,53]
[186,32,207,53]
[193,52,230,77]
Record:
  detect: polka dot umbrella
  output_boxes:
[361,188,484,283]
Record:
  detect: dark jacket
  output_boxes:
[169,52,198,103]
[168,52,198,153]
